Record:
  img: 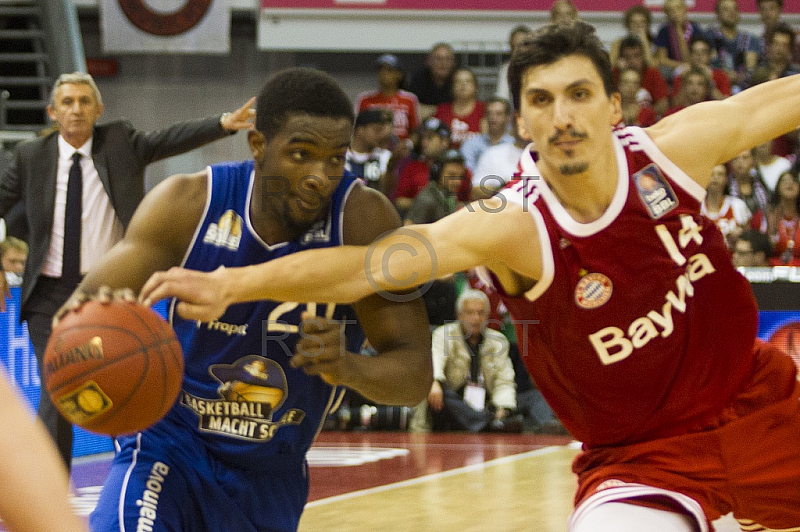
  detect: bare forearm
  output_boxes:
[0,379,86,532]
[228,231,440,306]
[229,246,375,305]
[341,348,433,406]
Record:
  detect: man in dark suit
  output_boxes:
[0,71,254,469]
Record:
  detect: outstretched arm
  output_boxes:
[647,75,800,187]
[140,194,544,320]
[0,373,87,532]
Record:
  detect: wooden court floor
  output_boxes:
[49,431,739,531]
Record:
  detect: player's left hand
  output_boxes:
[140,266,232,322]
[290,312,350,386]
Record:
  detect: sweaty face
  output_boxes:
[47,82,103,147]
[253,114,351,236]
[516,55,620,178]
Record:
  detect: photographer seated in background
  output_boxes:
[410,289,522,433]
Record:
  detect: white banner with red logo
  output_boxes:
[101,0,229,54]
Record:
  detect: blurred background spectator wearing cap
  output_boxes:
[405,149,466,226]
[393,117,452,215]
[346,109,395,196]
[355,54,420,144]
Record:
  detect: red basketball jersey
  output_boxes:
[496,126,759,448]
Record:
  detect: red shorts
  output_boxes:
[572,341,800,530]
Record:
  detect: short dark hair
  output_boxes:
[689,34,712,51]
[255,68,354,142]
[619,34,646,53]
[508,21,616,111]
[756,0,783,8]
[486,97,512,114]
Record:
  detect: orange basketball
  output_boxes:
[43,300,184,436]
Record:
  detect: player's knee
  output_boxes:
[571,502,701,532]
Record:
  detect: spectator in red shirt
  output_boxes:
[614,35,670,117]
[665,67,713,115]
[751,169,800,265]
[434,68,486,149]
[355,54,420,142]
[617,67,658,127]
[671,36,732,100]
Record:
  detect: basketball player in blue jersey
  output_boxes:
[55,68,432,532]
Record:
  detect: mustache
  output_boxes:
[548,129,588,145]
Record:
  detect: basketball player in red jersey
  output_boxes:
[141,22,800,531]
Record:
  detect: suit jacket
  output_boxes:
[0,116,231,313]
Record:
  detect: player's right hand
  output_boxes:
[52,286,137,328]
[140,266,231,322]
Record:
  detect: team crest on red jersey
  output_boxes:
[633,164,678,219]
[574,272,613,309]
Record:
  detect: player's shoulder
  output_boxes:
[151,170,208,209]
[341,181,401,246]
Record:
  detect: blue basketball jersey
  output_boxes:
[158,160,362,470]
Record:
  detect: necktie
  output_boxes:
[62,152,82,284]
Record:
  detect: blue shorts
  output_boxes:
[90,421,309,532]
